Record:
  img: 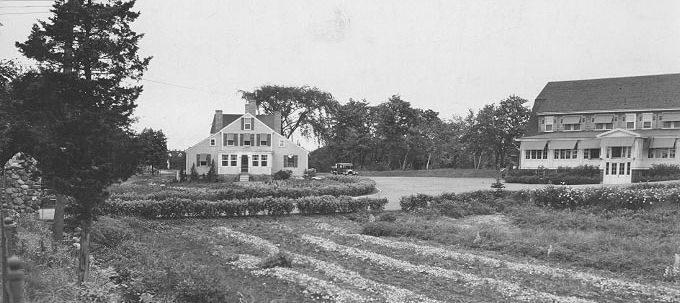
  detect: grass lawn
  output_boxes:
[358,168,498,178]
[91,205,680,302]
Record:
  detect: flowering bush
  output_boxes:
[109,177,377,201]
[102,196,387,219]
[505,165,601,184]
[532,185,680,210]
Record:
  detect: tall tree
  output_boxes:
[13,0,150,282]
[328,99,373,167]
[373,95,419,169]
[240,85,339,143]
[138,128,168,175]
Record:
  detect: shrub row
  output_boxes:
[102,195,387,219]
[532,185,680,210]
[109,178,376,201]
[638,164,680,182]
[399,190,526,218]
[505,165,601,185]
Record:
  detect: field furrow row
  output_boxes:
[310,220,680,302]
[301,234,595,303]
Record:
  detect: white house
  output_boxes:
[185,98,309,179]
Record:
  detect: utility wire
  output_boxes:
[0,11,50,15]
[141,78,203,91]
[0,5,52,8]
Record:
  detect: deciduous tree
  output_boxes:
[240,85,339,143]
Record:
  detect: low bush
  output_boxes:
[258,252,293,269]
[103,196,387,219]
[639,164,680,182]
[505,165,601,185]
[91,217,135,248]
[110,177,377,201]
[399,190,520,218]
[532,184,680,211]
[273,170,292,180]
[377,213,397,222]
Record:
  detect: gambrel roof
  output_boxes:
[533,73,680,114]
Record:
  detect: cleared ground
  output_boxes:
[108,214,680,302]
[363,177,560,210]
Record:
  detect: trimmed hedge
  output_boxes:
[638,164,680,182]
[532,185,680,210]
[109,177,376,202]
[505,166,601,185]
[102,195,388,219]
[399,190,524,218]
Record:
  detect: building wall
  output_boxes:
[537,111,677,133]
[186,113,309,176]
[520,138,680,171]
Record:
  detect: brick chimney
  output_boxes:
[212,110,223,133]
[244,97,258,115]
[273,111,282,134]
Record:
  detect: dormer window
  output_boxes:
[544,116,554,132]
[642,113,653,129]
[241,117,255,130]
[561,116,581,131]
[625,113,636,129]
[594,114,614,130]
[661,112,680,129]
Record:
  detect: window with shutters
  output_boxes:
[284,155,298,167]
[244,134,252,146]
[224,133,235,146]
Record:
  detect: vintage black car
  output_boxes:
[330,163,358,175]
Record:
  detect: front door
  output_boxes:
[241,155,248,173]
[603,161,631,184]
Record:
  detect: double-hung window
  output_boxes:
[625,113,636,129]
[221,155,228,166]
[261,155,268,166]
[642,113,653,129]
[230,155,237,166]
[252,155,259,167]
[544,116,554,132]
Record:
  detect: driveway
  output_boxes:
[363,177,601,210]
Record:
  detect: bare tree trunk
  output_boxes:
[401,150,409,170]
[52,194,66,242]
[426,152,432,170]
[78,220,91,283]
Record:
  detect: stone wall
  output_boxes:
[3,153,41,213]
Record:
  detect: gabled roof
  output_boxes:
[210,113,278,134]
[533,73,680,114]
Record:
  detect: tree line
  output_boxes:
[241,86,532,172]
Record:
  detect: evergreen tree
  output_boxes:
[12,0,150,282]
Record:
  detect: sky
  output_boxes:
[1,0,680,150]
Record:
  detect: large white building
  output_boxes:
[518,73,680,184]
